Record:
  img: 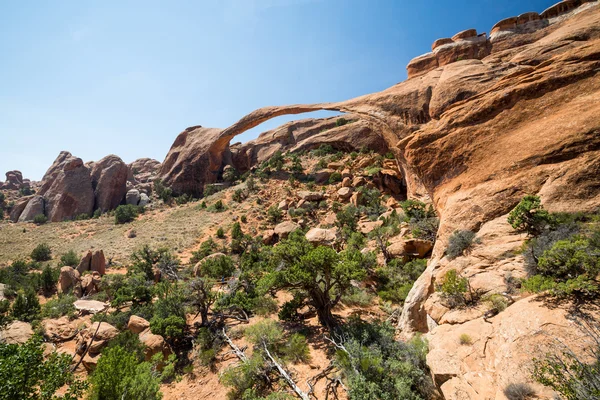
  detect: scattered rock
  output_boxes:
[274,221,301,239]
[76,322,119,355]
[139,192,150,207]
[298,191,324,202]
[337,187,353,200]
[126,189,141,206]
[0,321,33,344]
[128,315,150,334]
[306,227,339,247]
[42,317,77,342]
[73,299,108,314]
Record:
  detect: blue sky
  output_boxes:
[0,0,558,180]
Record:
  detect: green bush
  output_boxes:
[223,167,239,183]
[33,214,47,225]
[336,117,349,127]
[232,189,245,203]
[532,317,600,399]
[341,287,373,307]
[328,172,342,184]
[60,250,79,267]
[208,200,225,212]
[0,260,42,296]
[267,205,282,224]
[190,238,217,264]
[231,222,243,240]
[459,334,473,345]
[41,294,76,320]
[216,227,225,238]
[446,230,478,259]
[508,195,552,236]
[536,236,599,280]
[376,259,427,304]
[268,151,285,171]
[150,283,187,343]
[31,243,51,262]
[89,345,162,400]
[437,269,469,308]
[40,265,58,294]
[197,255,235,279]
[11,290,41,322]
[154,179,173,204]
[335,318,435,399]
[0,336,88,400]
[115,204,140,224]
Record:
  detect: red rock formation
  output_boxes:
[38,152,95,222]
[90,155,128,212]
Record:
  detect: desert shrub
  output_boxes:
[336,205,360,239]
[358,187,385,218]
[232,189,245,203]
[203,184,223,197]
[446,230,478,259]
[0,208,3,220]
[33,214,47,225]
[40,265,57,294]
[268,151,285,171]
[536,236,599,280]
[246,175,257,192]
[74,213,90,220]
[346,232,366,251]
[31,243,51,262]
[401,199,435,221]
[532,318,600,399]
[336,117,349,127]
[245,320,311,364]
[410,216,440,242]
[508,195,553,236]
[221,353,271,399]
[0,300,11,328]
[41,294,77,320]
[328,172,342,184]
[208,199,225,213]
[175,194,193,205]
[341,287,373,307]
[459,334,472,345]
[130,245,179,282]
[376,259,427,304]
[0,260,42,296]
[0,336,88,400]
[216,227,225,238]
[104,331,146,362]
[11,290,40,322]
[231,222,243,240]
[483,293,508,313]
[365,166,381,176]
[252,296,278,316]
[267,205,282,224]
[197,255,235,279]
[311,144,335,157]
[93,208,102,218]
[150,283,187,343]
[288,154,304,176]
[190,237,217,264]
[223,167,239,183]
[89,345,162,400]
[59,250,79,267]
[437,269,470,308]
[335,318,435,400]
[115,204,140,224]
[503,383,536,400]
[154,179,173,204]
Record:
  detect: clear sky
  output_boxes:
[0,0,558,180]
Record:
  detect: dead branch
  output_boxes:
[263,343,310,400]
[222,327,248,362]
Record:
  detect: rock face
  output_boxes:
[42,317,77,342]
[38,152,95,222]
[17,195,44,222]
[90,155,128,212]
[128,158,161,183]
[2,171,23,190]
[76,322,119,355]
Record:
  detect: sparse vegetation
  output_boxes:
[508,195,553,236]
[115,204,142,224]
[503,383,536,400]
[33,214,47,225]
[446,230,478,259]
[459,333,472,345]
[30,243,51,262]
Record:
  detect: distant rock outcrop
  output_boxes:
[37,151,95,222]
[128,158,161,184]
[90,155,128,212]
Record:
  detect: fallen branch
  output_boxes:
[71,318,103,372]
[222,327,247,362]
[307,361,336,398]
[263,343,310,400]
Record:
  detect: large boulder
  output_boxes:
[305,227,339,247]
[42,317,77,342]
[81,272,102,296]
[58,266,81,297]
[9,196,33,222]
[139,328,172,361]
[127,315,150,334]
[0,321,33,344]
[274,221,301,239]
[77,251,93,274]
[17,195,45,222]
[91,250,106,275]
[126,189,141,205]
[76,322,119,355]
[90,155,128,212]
[38,152,95,221]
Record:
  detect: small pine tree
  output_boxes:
[31,243,52,261]
[11,290,41,322]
